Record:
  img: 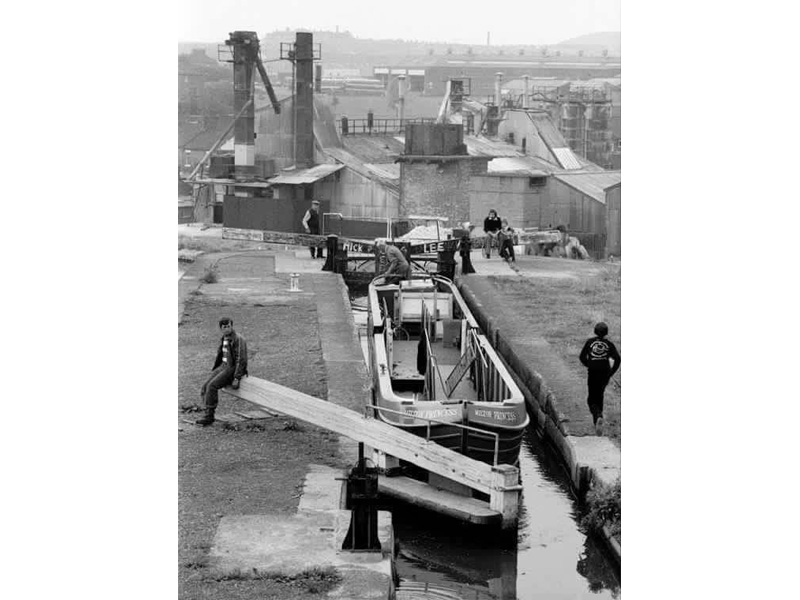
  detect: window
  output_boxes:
[528,176,546,187]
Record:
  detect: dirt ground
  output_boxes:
[178,260,350,599]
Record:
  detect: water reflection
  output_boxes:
[515,427,620,598]
[393,504,517,599]
[392,426,620,599]
[352,299,619,598]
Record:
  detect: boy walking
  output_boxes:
[579,322,620,435]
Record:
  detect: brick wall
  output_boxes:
[400,159,482,225]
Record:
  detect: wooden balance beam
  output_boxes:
[222,376,521,529]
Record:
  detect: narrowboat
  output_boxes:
[367,273,529,466]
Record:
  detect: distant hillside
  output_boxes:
[555,31,620,53]
[179,29,621,69]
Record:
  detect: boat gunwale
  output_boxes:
[368,275,527,409]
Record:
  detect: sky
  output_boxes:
[177,0,620,46]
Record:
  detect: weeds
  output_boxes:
[200,266,219,284]
[207,566,342,593]
[572,267,621,296]
[180,404,203,413]
[282,420,303,431]
[221,422,267,432]
[581,478,621,540]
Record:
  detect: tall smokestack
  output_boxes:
[294,31,315,168]
[495,72,503,108]
[398,74,406,123]
[523,75,530,109]
[227,31,258,179]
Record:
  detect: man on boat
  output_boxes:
[375,238,411,285]
[579,322,620,436]
[196,317,249,426]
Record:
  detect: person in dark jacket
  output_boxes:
[458,234,475,274]
[197,317,249,426]
[375,238,411,284]
[579,322,620,435]
[301,199,325,259]
[482,209,502,258]
[498,219,516,262]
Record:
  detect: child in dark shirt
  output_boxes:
[579,322,620,435]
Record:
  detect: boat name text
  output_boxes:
[473,409,519,421]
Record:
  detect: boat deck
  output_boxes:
[391,340,478,401]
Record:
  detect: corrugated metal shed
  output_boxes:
[324,148,400,193]
[553,171,621,203]
[267,163,344,185]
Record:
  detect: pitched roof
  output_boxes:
[486,156,552,176]
[267,163,344,185]
[527,112,586,170]
[324,147,400,193]
[338,135,405,162]
[464,135,523,157]
[553,171,621,203]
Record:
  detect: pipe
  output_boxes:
[398,75,406,123]
[495,72,503,107]
[523,75,530,109]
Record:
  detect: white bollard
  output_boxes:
[288,272,301,292]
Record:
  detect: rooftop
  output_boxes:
[486,156,555,177]
[268,163,344,185]
[553,171,621,203]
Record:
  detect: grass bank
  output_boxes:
[178,263,348,600]
[489,263,621,443]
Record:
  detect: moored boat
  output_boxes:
[367,273,529,467]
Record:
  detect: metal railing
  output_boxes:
[421,301,448,401]
[365,404,501,467]
[339,117,435,136]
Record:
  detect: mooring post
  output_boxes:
[322,235,337,272]
[490,464,521,530]
[437,247,456,280]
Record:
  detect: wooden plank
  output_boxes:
[248,229,327,248]
[223,376,494,494]
[444,345,474,397]
[378,475,500,525]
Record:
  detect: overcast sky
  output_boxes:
[177,0,620,46]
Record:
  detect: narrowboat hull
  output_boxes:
[367,274,529,467]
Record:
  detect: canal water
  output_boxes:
[351,299,621,599]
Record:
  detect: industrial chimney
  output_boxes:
[226,31,259,179]
[398,74,406,123]
[523,75,530,109]
[495,72,503,108]
[294,31,315,168]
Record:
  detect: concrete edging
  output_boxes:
[455,279,620,563]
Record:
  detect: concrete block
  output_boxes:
[572,436,621,490]
[429,472,472,497]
